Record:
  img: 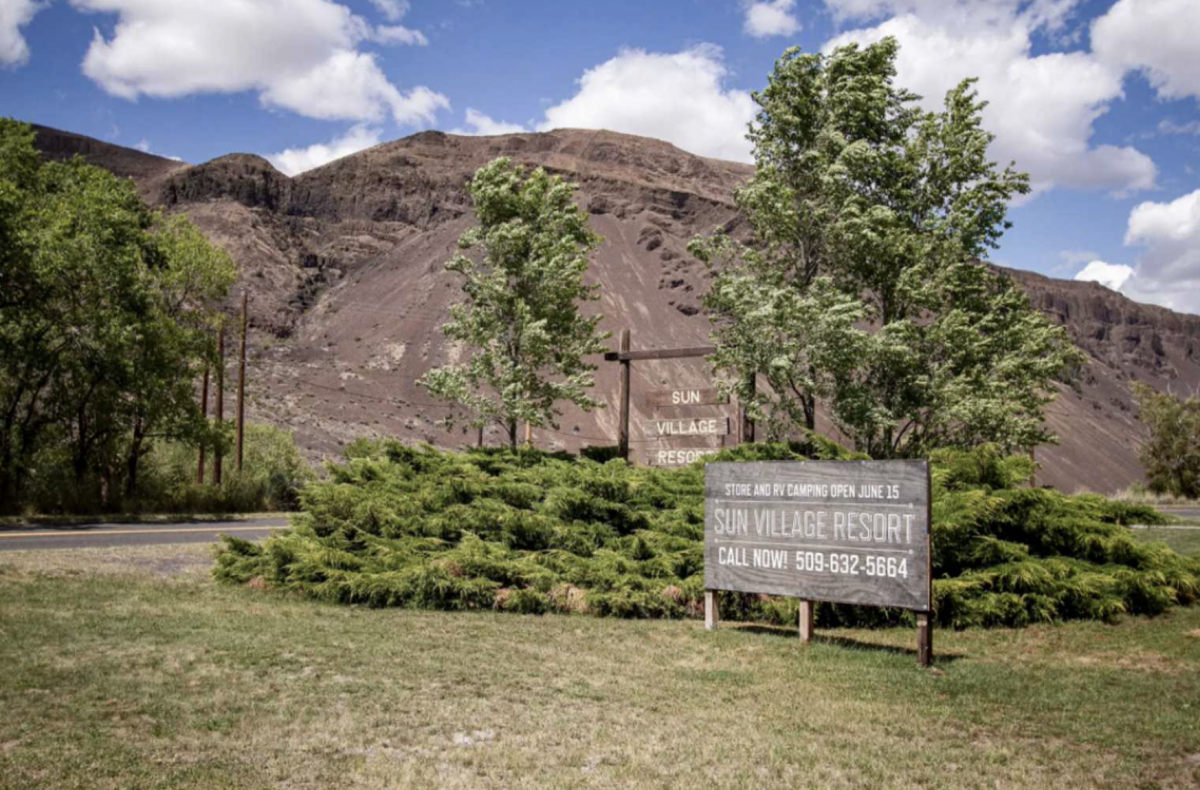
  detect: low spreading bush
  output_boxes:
[215,439,1196,628]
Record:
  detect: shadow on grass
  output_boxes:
[728,622,964,664]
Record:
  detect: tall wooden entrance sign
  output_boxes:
[604,330,752,466]
[703,460,934,666]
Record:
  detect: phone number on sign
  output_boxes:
[798,551,908,579]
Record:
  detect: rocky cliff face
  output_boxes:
[30,123,1200,493]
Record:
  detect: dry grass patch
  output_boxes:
[0,543,214,577]
[1,555,1199,789]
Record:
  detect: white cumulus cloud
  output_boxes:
[0,0,41,67]
[266,123,383,176]
[824,0,1079,31]
[372,25,427,47]
[538,45,756,162]
[369,0,409,22]
[823,0,1156,197]
[70,0,445,126]
[1074,260,1134,291]
[743,0,802,38]
[451,108,527,136]
[1120,189,1200,313]
[1092,0,1200,102]
[1070,190,1200,315]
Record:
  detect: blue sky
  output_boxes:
[2,0,1199,314]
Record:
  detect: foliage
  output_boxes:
[20,422,312,514]
[1131,383,1200,499]
[215,442,1193,629]
[418,158,609,448]
[690,38,1083,458]
[0,118,237,513]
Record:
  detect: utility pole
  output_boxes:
[214,323,225,486]
[197,365,209,484]
[617,328,631,461]
[236,293,248,472]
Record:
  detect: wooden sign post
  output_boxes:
[604,330,751,466]
[704,460,934,667]
[616,329,631,460]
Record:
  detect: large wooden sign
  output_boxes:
[704,460,932,612]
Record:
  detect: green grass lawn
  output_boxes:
[2,546,1199,790]
[1132,527,1200,558]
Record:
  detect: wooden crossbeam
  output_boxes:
[603,345,716,362]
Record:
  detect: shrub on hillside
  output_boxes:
[214,440,1193,628]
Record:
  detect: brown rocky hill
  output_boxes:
[31,124,1200,493]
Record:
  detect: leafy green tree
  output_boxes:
[698,233,868,439]
[692,38,1082,457]
[0,121,39,311]
[0,118,234,511]
[121,217,237,498]
[1132,384,1200,499]
[419,157,609,448]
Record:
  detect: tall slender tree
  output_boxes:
[1132,384,1200,498]
[693,38,1082,457]
[419,157,609,448]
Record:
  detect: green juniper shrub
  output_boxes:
[215,440,1195,629]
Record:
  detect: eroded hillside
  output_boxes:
[33,124,1200,492]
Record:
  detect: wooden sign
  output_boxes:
[644,388,729,408]
[643,417,731,438]
[704,461,931,611]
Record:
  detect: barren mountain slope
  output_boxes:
[30,124,1200,493]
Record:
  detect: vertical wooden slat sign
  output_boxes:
[704,460,934,667]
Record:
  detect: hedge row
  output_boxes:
[215,439,1196,628]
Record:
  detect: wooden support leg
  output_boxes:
[704,590,719,630]
[617,329,631,461]
[799,600,815,642]
[917,613,933,667]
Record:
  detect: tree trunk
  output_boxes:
[72,453,88,488]
[802,393,816,432]
[125,432,143,502]
[507,420,518,450]
[72,419,89,487]
[0,466,13,516]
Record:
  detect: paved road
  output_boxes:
[1156,506,1200,522]
[0,517,289,551]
